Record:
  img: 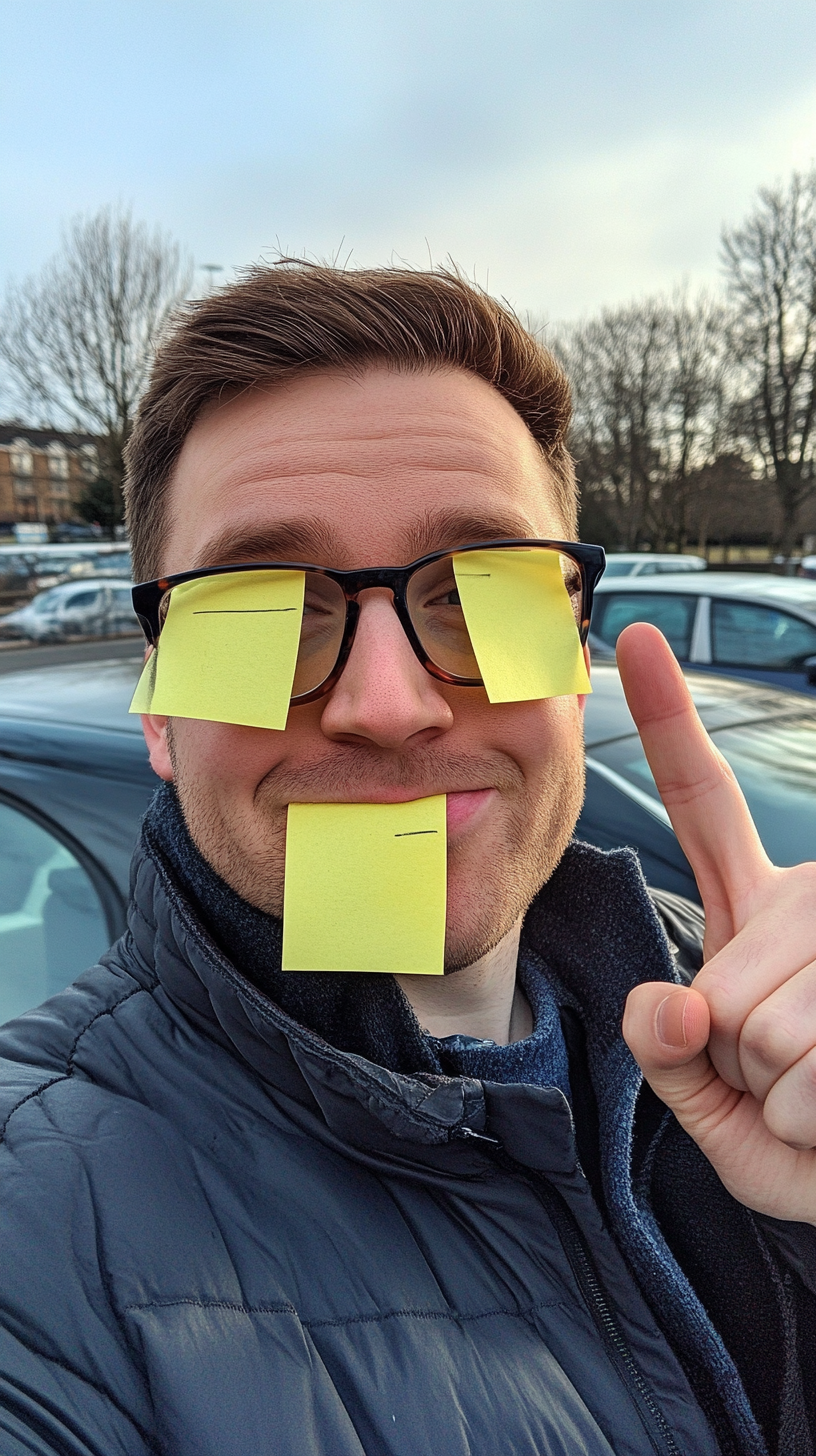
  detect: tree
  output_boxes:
[722,170,816,556]
[75,475,124,539]
[556,292,729,551]
[0,207,192,518]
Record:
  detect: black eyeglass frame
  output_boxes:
[132,538,606,705]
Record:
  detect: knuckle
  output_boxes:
[741,1005,802,1073]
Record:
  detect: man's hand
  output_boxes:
[617,622,816,1225]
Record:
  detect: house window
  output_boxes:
[47,443,70,481]
[80,444,98,480]
[9,439,34,477]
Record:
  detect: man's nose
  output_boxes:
[319,589,454,749]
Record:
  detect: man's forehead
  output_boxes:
[165,367,563,574]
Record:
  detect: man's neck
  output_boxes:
[395,919,532,1046]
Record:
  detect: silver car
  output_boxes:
[0,579,140,643]
[591,571,816,695]
[602,553,707,579]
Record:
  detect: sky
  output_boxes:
[2,0,816,325]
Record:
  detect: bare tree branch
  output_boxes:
[721,169,816,554]
[0,207,192,511]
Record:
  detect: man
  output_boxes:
[0,263,813,1456]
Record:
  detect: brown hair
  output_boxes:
[124,261,576,582]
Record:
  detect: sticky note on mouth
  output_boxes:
[282,796,446,974]
[453,549,591,703]
[129,569,305,729]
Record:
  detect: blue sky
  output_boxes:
[2,0,815,321]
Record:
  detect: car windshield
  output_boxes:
[590,713,816,866]
[31,589,62,614]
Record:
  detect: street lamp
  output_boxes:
[200,264,224,293]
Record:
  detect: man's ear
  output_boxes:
[141,714,174,781]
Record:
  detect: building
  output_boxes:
[0,424,101,531]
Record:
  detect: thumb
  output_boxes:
[622,984,718,1126]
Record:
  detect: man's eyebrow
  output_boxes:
[195,517,340,569]
[404,508,541,559]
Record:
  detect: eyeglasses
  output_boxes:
[132,539,606,709]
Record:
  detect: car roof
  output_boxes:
[584,662,816,747]
[32,577,133,598]
[606,553,706,565]
[0,656,145,733]
[595,571,816,615]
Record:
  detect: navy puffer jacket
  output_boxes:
[0,826,813,1456]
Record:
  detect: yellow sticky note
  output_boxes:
[128,570,305,730]
[282,796,446,974]
[453,549,591,703]
[129,649,157,713]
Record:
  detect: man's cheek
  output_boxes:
[172,719,288,788]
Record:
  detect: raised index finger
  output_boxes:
[614,622,770,942]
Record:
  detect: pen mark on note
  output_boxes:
[192,608,298,614]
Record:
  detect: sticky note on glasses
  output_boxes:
[128,570,305,729]
[282,796,446,975]
[452,549,591,703]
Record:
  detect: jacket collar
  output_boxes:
[129,803,680,1173]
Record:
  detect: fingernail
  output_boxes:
[655,992,689,1049]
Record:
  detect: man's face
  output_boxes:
[143,365,586,970]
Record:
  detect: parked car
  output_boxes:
[602,553,707,579]
[0,657,814,1025]
[592,571,816,695]
[0,542,131,601]
[0,578,139,642]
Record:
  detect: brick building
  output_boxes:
[0,424,101,530]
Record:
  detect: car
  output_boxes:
[592,571,816,695]
[0,543,131,603]
[602,553,707,579]
[0,578,140,642]
[0,655,814,1026]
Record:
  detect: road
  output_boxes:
[0,636,144,675]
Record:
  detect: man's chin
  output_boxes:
[441,909,524,975]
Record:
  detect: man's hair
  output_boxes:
[124,262,576,582]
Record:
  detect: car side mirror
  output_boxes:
[803,655,816,686]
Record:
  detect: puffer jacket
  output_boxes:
[0,830,813,1456]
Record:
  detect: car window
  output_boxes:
[112,586,134,605]
[0,802,110,1024]
[636,562,658,575]
[64,589,100,610]
[711,599,816,667]
[601,561,635,578]
[593,592,698,657]
[590,714,816,867]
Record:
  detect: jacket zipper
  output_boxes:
[535,1176,681,1456]
[456,1130,681,1456]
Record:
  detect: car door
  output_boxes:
[590,590,700,662]
[708,597,816,693]
[0,794,115,1023]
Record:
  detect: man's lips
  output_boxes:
[285,786,496,832]
[445,788,495,832]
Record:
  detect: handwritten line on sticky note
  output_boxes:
[452,549,591,703]
[128,570,305,730]
[282,796,447,974]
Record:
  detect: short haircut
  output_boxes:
[124,262,576,582]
